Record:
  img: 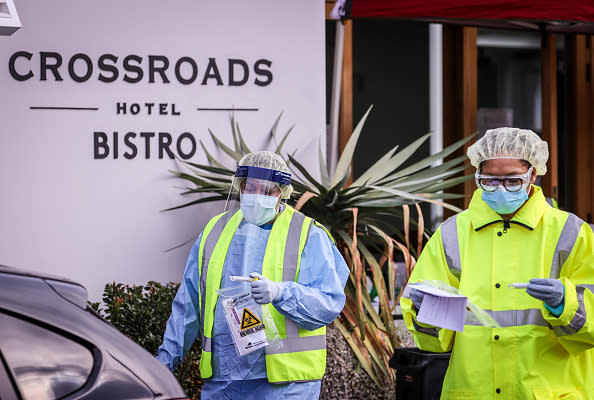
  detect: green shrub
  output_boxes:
[89,280,400,399]
[89,281,203,399]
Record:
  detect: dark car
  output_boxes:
[0,265,188,400]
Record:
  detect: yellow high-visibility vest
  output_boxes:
[197,205,327,383]
[401,186,594,399]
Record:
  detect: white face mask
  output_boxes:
[240,193,280,226]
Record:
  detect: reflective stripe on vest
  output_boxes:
[465,308,548,327]
[547,214,589,337]
[554,286,587,336]
[440,212,587,332]
[264,211,326,355]
[198,209,244,377]
[260,208,327,383]
[549,213,583,279]
[465,296,589,329]
[421,308,552,332]
[200,212,231,353]
[412,318,440,337]
[441,215,461,279]
[198,206,326,382]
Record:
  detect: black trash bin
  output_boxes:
[389,347,450,400]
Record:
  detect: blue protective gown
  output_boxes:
[157,218,349,399]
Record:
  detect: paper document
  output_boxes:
[412,283,468,332]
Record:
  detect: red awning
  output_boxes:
[342,0,594,33]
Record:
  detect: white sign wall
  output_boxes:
[0,1,325,301]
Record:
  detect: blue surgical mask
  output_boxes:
[240,193,280,226]
[482,185,529,215]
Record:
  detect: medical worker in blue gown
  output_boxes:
[157,151,349,399]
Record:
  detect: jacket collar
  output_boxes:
[468,185,547,231]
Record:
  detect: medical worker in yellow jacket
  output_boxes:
[157,151,349,399]
[401,127,594,399]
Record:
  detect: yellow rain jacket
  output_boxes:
[401,186,594,399]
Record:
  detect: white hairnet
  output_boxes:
[467,127,549,175]
[236,151,293,199]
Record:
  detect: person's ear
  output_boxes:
[530,169,537,184]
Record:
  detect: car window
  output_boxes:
[0,312,93,400]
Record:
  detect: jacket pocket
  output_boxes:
[445,391,474,400]
[533,386,584,400]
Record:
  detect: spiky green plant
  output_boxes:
[166,105,472,388]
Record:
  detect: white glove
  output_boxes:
[249,272,283,304]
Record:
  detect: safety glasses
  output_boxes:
[475,166,533,192]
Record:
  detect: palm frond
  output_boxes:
[331,105,373,187]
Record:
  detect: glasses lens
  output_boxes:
[479,178,499,192]
[503,178,523,192]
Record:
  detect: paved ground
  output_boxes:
[395,319,415,347]
[320,320,415,400]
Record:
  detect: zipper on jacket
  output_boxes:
[503,220,510,233]
[510,220,533,231]
[475,220,504,231]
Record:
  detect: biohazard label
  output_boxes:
[241,308,262,330]
[222,292,269,356]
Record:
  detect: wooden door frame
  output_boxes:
[566,34,593,222]
[326,3,353,158]
[540,32,559,202]
[324,15,567,218]
[442,25,477,212]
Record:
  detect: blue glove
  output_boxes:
[249,272,283,304]
[526,278,565,315]
[409,288,425,311]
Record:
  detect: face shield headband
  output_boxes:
[235,166,291,186]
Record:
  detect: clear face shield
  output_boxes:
[225,165,291,226]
